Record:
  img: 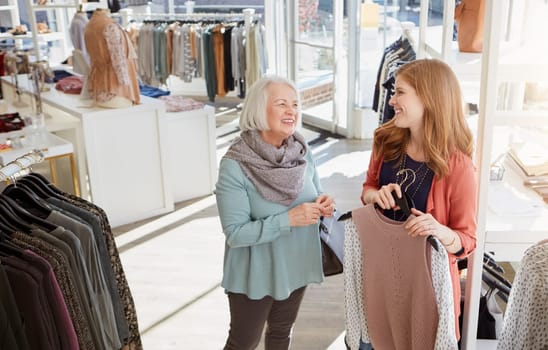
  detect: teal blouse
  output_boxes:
[215,151,324,300]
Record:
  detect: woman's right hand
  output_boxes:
[288,202,323,227]
[362,183,402,210]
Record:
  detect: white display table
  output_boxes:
[0,129,80,195]
[161,105,216,203]
[1,74,216,227]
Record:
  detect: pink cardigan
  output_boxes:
[362,150,478,339]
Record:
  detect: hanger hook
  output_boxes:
[396,168,416,193]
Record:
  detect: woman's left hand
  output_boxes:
[406,208,462,252]
[405,208,440,238]
[316,194,335,217]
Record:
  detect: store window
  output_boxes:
[291,0,348,134]
[356,1,444,110]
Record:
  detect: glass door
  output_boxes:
[288,0,348,135]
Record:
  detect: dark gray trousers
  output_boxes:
[223,286,307,350]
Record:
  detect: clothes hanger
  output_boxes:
[483,263,512,290]
[3,184,52,219]
[338,191,439,251]
[0,197,34,233]
[18,176,52,199]
[0,207,18,234]
[0,233,23,257]
[481,270,510,304]
[483,251,505,274]
[24,173,66,199]
[0,195,57,231]
[338,190,414,221]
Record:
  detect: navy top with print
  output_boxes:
[379,154,434,221]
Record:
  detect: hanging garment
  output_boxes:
[55,189,143,350]
[372,36,416,125]
[0,172,142,350]
[158,95,204,112]
[497,240,548,350]
[11,232,97,350]
[343,204,457,350]
[0,264,31,350]
[69,12,90,64]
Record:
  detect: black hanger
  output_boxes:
[337,211,353,221]
[0,195,57,232]
[391,190,439,251]
[338,191,438,251]
[391,190,413,218]
[483,252,505,274]
[337,192,413,220]
[481,270,510,304]
[458,252,507,274]
[18,176,52,199]
[0,233,23,257]
[24,173,66,199]
[483,263,512,290]
[0,208,18,234]
[0,198,34,233]
[3,184,52,219]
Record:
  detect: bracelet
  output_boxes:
[443,235,457,247]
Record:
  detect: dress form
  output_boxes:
[84,8,140,108]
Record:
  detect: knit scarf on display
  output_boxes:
[224,129,308,206]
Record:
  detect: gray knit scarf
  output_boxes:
[224,129,308,206]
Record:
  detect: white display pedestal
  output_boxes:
[161,105,216,203]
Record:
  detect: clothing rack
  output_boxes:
[117,8,260,28]
[0,149,44,182]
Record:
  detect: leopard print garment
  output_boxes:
[497,240,548,350]
[12,233,96,350]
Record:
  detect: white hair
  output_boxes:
[239,75,300,131]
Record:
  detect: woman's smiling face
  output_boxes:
[389,76,425,132]
[260,82,300,147]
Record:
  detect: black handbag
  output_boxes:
[319,214,344,277]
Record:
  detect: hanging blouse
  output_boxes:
[497,240,548,349]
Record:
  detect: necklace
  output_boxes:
[397,154,430,197]
[393,154,431,220]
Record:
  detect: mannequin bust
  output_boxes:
[84,8,140,108]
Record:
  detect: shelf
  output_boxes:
[485,157,548,261]
[421,26,548,83]
[0,5,16,10]
[0,130,74,166]
[0,31,66,42]
[32,3,77,9]
[31,0,107,11]
[494,110,548,126]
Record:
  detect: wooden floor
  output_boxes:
[112,101,374,349]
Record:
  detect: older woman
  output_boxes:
[216,75,335,350]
